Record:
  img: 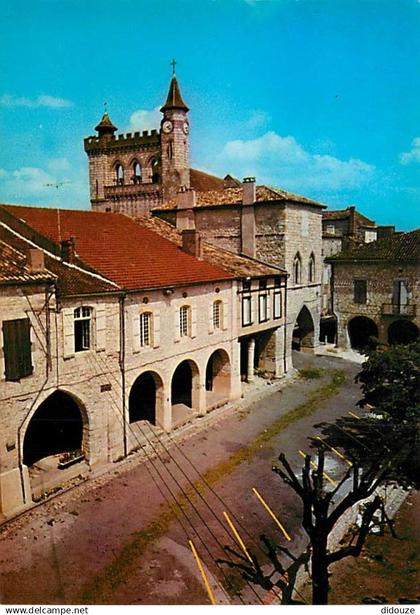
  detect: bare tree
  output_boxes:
[273,449,397,604]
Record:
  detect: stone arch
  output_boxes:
[387,320,419,345]
[128,370,164,425]
[293,305,315,350]
[22,390,88,467]
[293,252,302,285]
[171,359,200,410]
[348,316,379,351]
[131,159,142,184]
[149,156,161,184]
[114,161,124,185]
[205,349,231,403]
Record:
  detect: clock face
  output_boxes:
[162,120,173,134]
[183,121,189,135]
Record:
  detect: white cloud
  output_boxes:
[47,158,71,173]
[244,110,271,130]
[0,94,73,108]
[0,162,87,208]
[128,107,161,131]
[213,131,375,193]
[399,137,420,165]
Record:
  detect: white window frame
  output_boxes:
[180,305,190,337]
[213,300,222,330]
[74,306,92,352]
[139,312,152,347]
[273,290,282,319]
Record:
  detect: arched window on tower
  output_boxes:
[293,253,302,285]
[167,142,173,160]
[151,158,160,184]
[308,253,315,283]
[115,163,124,186]
[132,161,142,184]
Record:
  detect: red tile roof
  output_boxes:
[2,205,234,290]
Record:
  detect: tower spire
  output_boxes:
[160,69,189,113]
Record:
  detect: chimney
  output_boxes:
[177,186,196,210]
[242,177,256,205]
[181,229,202,259]
[176,187,196,230]
[61,236,76,263]
[27,248,45,272]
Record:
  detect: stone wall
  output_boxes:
[333,261,419,348]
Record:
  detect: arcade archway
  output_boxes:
[129,371,163,425]
[205,349,231,404]
[388,320,419,345]
[348,316,378,351]
[23,391,86,467]
[293,306,315,350]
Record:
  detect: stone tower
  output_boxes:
[160,74,190,201]
[84,73,190,217]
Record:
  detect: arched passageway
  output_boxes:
[171,360,196,408]
[205,350,231,403]
[320,317,337,344]
[293,306,315,351]
[129,371,163,425]
[348,316,378,351]
[23,391,85,467]
[388,320,419,345]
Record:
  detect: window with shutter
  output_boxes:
[353,280,367,304]
[2,318,33,381]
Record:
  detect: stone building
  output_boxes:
[326,229,420,350]
[85,74,192,215]
[321,207,378,343]
[0,203,287,518]
[154,178,325,368]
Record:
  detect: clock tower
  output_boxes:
[160,71,190,201]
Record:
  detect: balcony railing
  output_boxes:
[382,303,416,316]
[104,182,161,198]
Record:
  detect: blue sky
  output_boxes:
[0,0,419,230]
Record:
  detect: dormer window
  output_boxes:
[133,161,142,184]
[115,164,124,186]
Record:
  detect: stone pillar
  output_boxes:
[159,384,173,432]
[247,338,255,383]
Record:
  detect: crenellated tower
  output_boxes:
[84,72,190,217]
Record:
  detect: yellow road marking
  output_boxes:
[252,487,291,541]
[189,540,217,605]
[348,411,361,420]
[315,436,353,467]
[223,511,254,564]
[298,450,337,486]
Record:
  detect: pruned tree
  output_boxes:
[220,343,419,604]
[272,448,397,604]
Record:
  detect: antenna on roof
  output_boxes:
[44,180,72,242]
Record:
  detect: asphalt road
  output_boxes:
[0,352,363,605]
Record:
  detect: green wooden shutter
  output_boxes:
[2,318,32,381]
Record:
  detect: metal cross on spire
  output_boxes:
[104,101,108,114]
[170,58,177,75]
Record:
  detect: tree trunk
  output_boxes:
[311,535,330,605]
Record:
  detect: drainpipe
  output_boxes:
[119,294,127,458]
[283,276,288,374]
